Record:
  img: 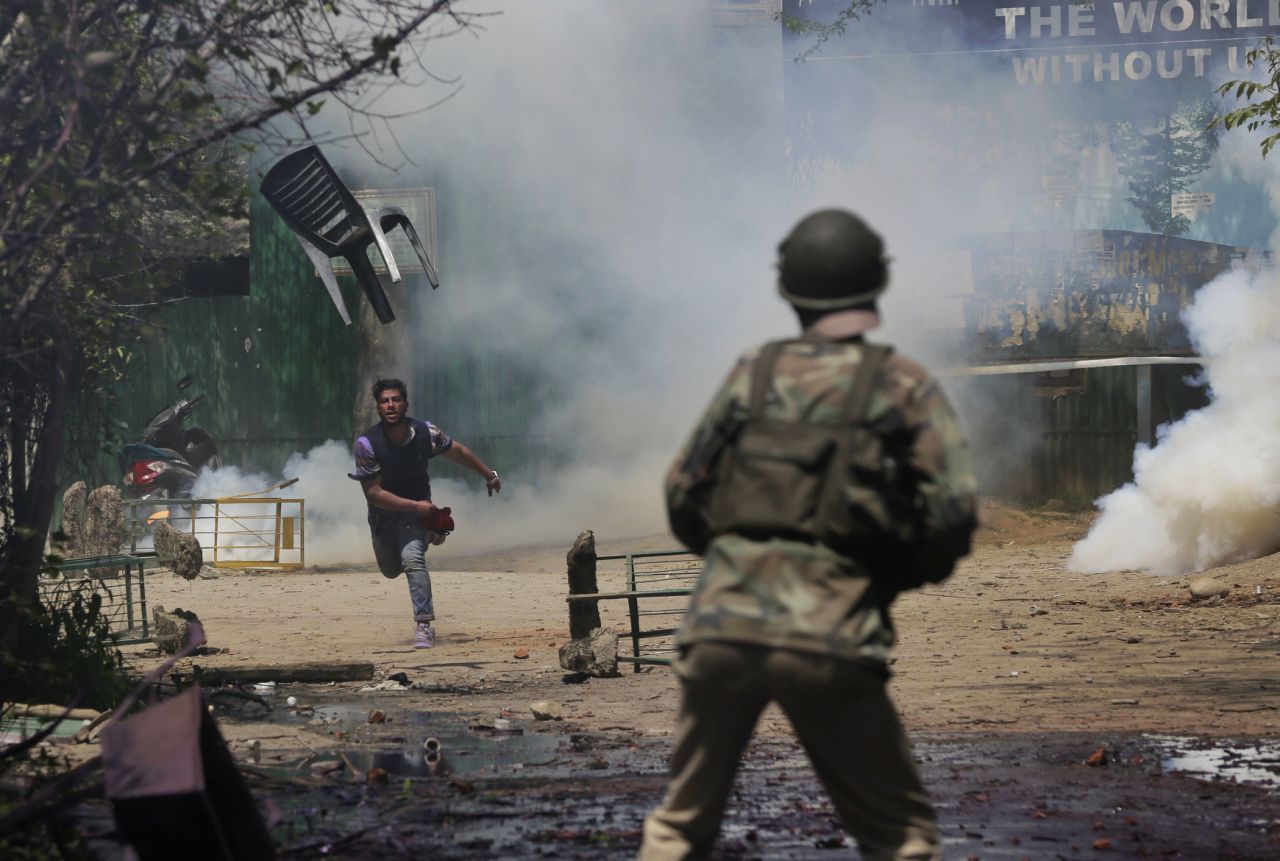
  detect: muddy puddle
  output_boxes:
[226,730,1280,859]
[285,732,563,779]
[1148,734,1280,790]
[73,689,1280,859]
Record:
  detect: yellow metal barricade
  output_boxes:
[210,496,306,569]
[123,480,306,570]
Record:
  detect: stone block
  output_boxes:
[558,627,620,678]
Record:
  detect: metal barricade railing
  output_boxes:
[124,497,306,569]
[569,550,700,671]
[40,553,153,645]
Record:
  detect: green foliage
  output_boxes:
[1,0,467,612]
[777,1,885,63]
[1111,98,1218,236]
[0,588,123,858]
[1214,36,1280,157]
[0,746,86,861]
[0,585,130,712]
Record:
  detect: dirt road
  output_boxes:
[126,501,1280,858]
[139,501,1280,739]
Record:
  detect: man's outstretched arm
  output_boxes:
[441,442,502,495]
[361,475,438,516]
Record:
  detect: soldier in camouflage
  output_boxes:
[638,210,978,861]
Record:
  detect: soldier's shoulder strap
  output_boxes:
[746,338,892,423]
[841,343,892,424]
[746,339,794,417]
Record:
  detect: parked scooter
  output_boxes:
[118,375,221,499]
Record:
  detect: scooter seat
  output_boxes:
[118,443,190,473]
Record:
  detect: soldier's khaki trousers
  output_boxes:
[638,642,939,861]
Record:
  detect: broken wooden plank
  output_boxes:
[191,662,376,685]
[4,704,102,722]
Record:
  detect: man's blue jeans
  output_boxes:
[368,509,434,622]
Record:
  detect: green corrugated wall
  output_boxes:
[964,365,1208,504]
[114,192,361,476]
[104,189,542,487]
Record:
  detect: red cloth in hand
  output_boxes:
[421,506,455,535]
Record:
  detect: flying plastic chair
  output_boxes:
[259,145,439,325]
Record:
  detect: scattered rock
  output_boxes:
[1189,577,1229,600]
[152,521,203,580]
[558,627,621,678]
[513,647,530,659]
[1086,746,1108,766]
[368,709,386,724]
[530,701,563,721]
[1109,698,1140,706]
[86,485,125,567]
[60,482,89,555]
[58,483,125,574]
[387,672,411,686]
[151,606,201,654]
[1029,605,1049,616]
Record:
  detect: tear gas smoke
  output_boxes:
[191,438,677,564]
[1068,265,1280,576]
[192,442,371,565]
[246,2,1277,561]
[290,2,792,557]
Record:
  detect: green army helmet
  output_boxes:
[776,209,889,310]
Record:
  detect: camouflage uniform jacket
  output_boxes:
[667,336,978,665]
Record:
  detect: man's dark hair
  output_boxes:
[372,378,408,401]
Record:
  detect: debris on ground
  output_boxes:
[194,662,376,685]
[152,521,203,581]
[1189,577,1230,600]
[530,701,563,721]
[152,606,201,654]
[559,627,620,678]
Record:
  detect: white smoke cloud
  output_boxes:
[191,435,672,565]
[1068,265,1280,575]
[237,2,1280,563]
[294,1,791,553]
[428,447,673,558]
[192,441,370,566]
